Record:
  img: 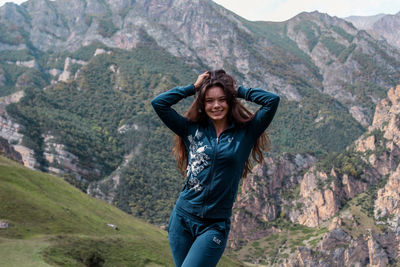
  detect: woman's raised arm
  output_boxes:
[151,72,210,137]
[237,86,280,138]
[151,84,195,138]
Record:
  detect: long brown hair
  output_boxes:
[173,69,271,178]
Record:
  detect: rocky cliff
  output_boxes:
[0,90,36,167]
[229,153,317,249]
[229,84,400,266]
[0,136,23,164]
[374,85,400,232]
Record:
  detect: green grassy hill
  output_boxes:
[0,156,242,266]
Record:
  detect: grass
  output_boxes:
[338,192,386,238]
[0,237,51,266]
[230,220,327,266]
[0,156,242,266]
[0,155,160,239]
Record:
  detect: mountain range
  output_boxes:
[345,12,400,48]
[1,0,400,266]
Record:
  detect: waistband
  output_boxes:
[174,205,229,224]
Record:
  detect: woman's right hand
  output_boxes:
[194,71,210,90]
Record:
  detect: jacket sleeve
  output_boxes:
[237,86,280,139]
[151,84,195,138]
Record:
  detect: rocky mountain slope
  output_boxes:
[228,84,400,266]
[345,12,400,48]
[1,0,399,122]
[345,14,387,29]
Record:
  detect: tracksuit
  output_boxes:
[151,84,280,267]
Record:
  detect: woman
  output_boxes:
[151,70,280,267]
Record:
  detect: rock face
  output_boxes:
[229,153,317,248]
[290,85,400,228]
[0,107,24,144]
[282,231,397,267]
[0,136,23,164]
[292,167,341,227]
[285,11,400,126]
[43,134,102,183]
[375,165,400,230]
[371,12,400,48]
[374,85,400,231]
[230,84,400,265]
[346,12,400,48]
[0,91,37,168]
[58,57,88,82]
[7,60,38,69]
[368,233,389,267]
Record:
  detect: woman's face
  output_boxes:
[204,86,229,124]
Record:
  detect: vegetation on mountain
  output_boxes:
[98,18,118,38]
[228,220,328,266]
[6,42,195,183]
[269,87,364,156]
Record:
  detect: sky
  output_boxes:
[1,0,400,22]
[213,0,400,21]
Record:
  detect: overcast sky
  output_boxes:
[213,0,400,21]
[1,0,400,22]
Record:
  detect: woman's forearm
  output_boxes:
[151,84,195,137]
[237,86,280,137]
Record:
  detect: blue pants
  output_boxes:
[168,206,231,267]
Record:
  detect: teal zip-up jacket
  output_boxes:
[151,84,280,219]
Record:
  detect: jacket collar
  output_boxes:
[206,118,235,137]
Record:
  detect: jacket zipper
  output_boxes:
[200,124,233,218]
[201,136,218,218]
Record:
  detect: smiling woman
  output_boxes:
[204,86,229,132]
[151,69,280,267]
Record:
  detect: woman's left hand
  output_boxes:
[194,71,210,90]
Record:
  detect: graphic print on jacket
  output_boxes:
[186,129,210,192]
